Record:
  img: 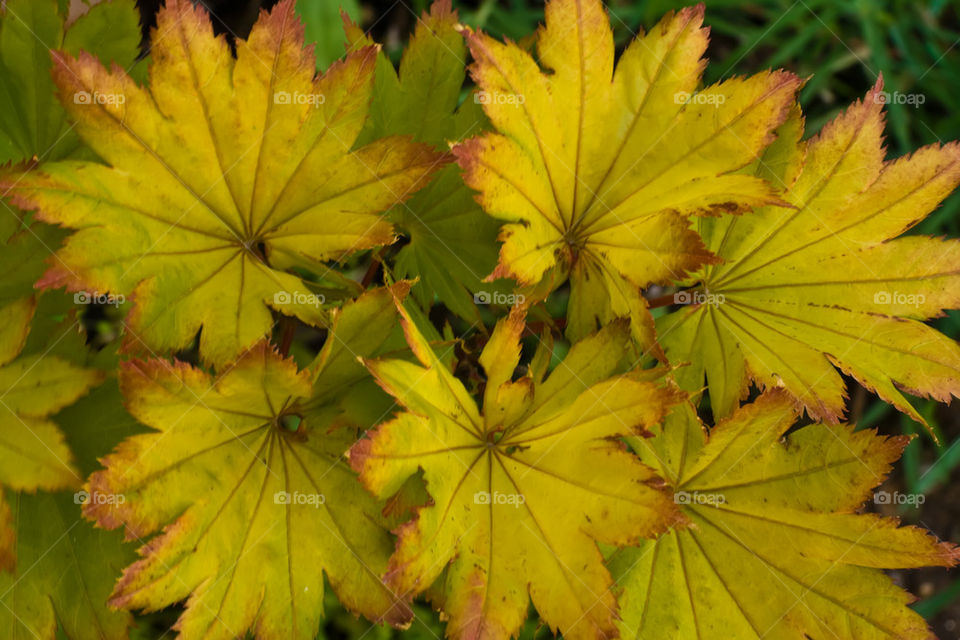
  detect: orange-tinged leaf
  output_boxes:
[84,343,411,640]
[613,391,960,639]
[3,0,445,365]
[658,80,960,427]
[455,1,799,346]
[350,304,684,640]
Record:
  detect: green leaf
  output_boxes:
[63,0,143,83]
[0,298,103,501]
[0,293,121,640]
[296,0,360,72]
[0,209,66,310]
[0,0,142,163]
[346,1,504,321]
[0,491,137,640]
[303,282,411,432]
[0,0,63,162]
[391,160,503,321]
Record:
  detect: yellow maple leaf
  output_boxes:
[658,81,960,426]
[454,1,800,350]
[3,0,445,365]
[83,311,414,639]
[613,391,959,639]
[350,301,684,640]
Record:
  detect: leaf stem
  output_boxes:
[646,292,677,309]
[361,248,386,289]
[278,317,296,356]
